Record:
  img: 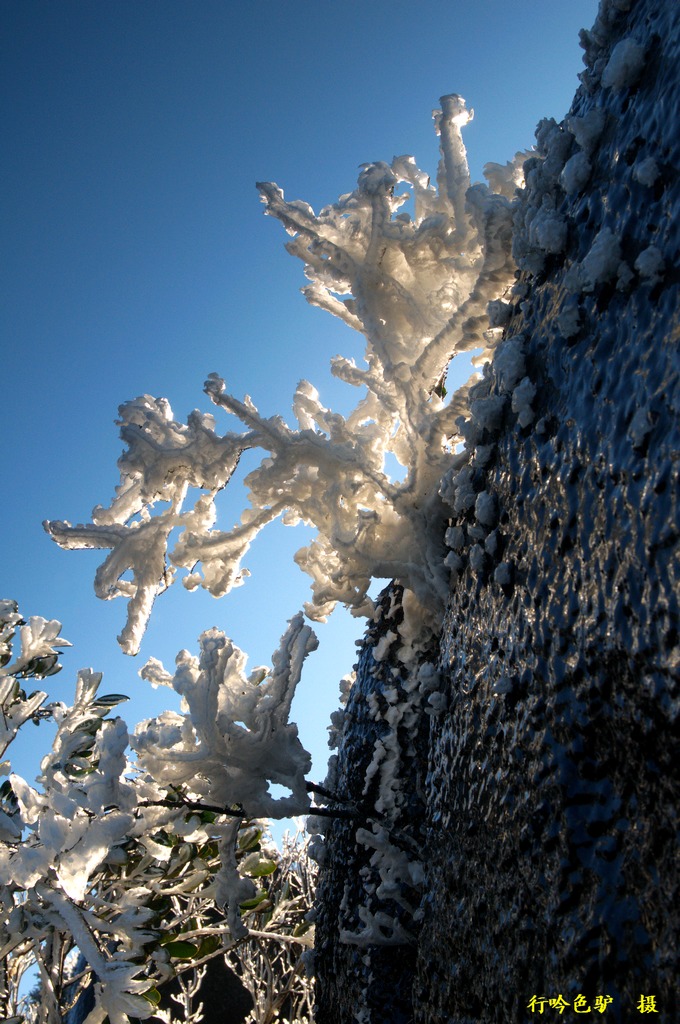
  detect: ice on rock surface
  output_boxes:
[601,37,645,90]
[316,1,680,1020]
[579,226,622,290]
[633,156,659,186]
[634,245,664,284]
[493,336,527,393]
[511,376,537,428]
[557,297,582,339]
[560,151,592,194]
[474,491,497,528]
[566,108,605,155]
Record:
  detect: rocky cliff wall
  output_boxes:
[314,1,679,1021]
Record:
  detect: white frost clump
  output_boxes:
[444,524,465,551]
[557,299,581,339]
[469,393,506,436]
[134,613,317,818]
[566,108,605,156]
[579,226,622,291]
[493,335,526,393]
[601,37,645,90]
[560,151,592,194]
[487,299,512,328]
[628,406,653,449]
[530,205,568,255]
[46,95,519,656]
[635,245,664,285]
[475,491,497,528]
[512,377,537,428]
[494,562,512,586]
[633,157,659,187]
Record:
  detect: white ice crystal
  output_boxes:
[635,245,664,284]
[494,562,512,587]
[560,151,592,194]
[633,157,659,187]
[529,204,568,255]
[601,37,645,91]
[475,490,497,528]
[46,96,520,654]
[134,613,317,818]
[557,299,582,339]
[493,336,527,393]
[511,376,537,428]
[579,226,622,291]
[566,108,605,155]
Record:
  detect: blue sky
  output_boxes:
[2,0,597,802]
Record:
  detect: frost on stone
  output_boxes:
[633,157,659,187]
[511,377,537,428]
[634,245,664,285]
[579,226,622,291]
[557,298,582,339]
[601,37,645,91]
[493,335,527,393]
[560,151,592,194]
[134,613,317,818]
[566,109,605,156]
[45,95,519,655]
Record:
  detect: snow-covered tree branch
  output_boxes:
[45,95,521,656]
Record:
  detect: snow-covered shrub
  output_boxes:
[45,95,521,656]
[134,613,316,821]
[0,601,317,1024]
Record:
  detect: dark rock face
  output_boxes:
[315,1,679,1021]
[313,586,435,1024]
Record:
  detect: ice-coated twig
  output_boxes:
[133,613,317,819]
[45,95,521,654]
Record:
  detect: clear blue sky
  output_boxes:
[2,0,597,800]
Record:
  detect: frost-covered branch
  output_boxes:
[44,95,521,654]
[0,602,318,1024]
[134,612,317,820]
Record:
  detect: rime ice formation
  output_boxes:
[45,95,521,656]
[313,1,679,1022]
[134,613,316,820]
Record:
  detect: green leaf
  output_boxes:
[93,693,130,708]
[197,934,222,958]
[238,826,262,852]
[239,890,268,910]
[29,654,59,677]
[241,852,277,877]
[74,717,104,735]
[142,987,162,1006]
[164,940,199,960]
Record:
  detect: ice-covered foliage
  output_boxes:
[134,613,317,820]
[0,602,317,1024]
[45,95,521,655]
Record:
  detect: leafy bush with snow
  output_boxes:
[0,601,316,1024]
